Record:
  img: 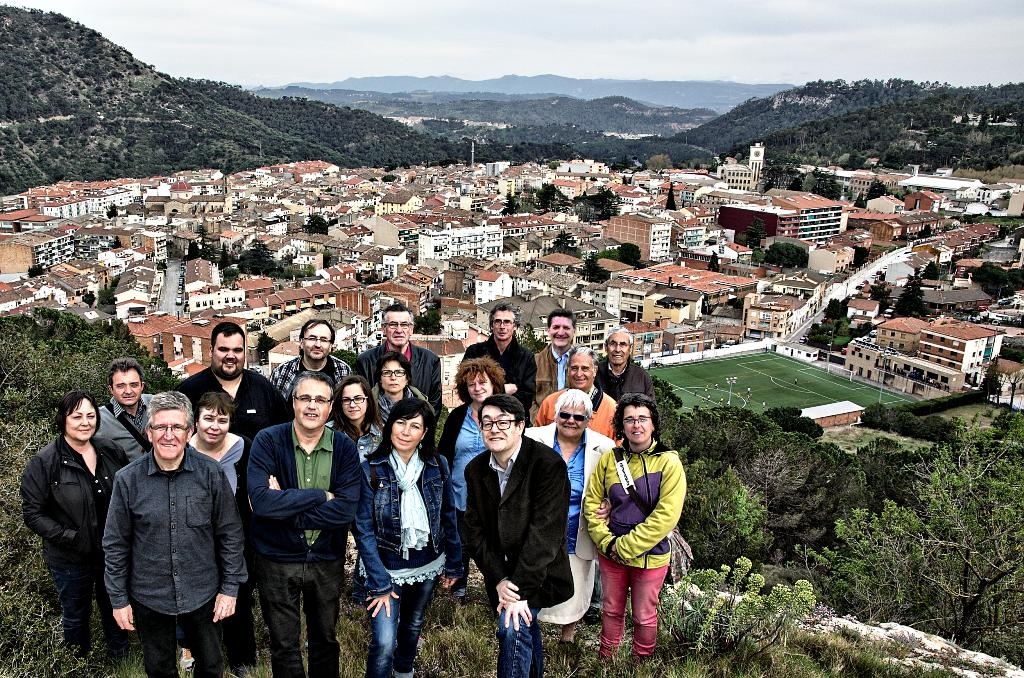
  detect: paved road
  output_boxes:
[158,259,182,314]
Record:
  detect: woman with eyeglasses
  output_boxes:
[185,391,257,673]
[373,351,430,424]
[583,393,686,662]
[20,390,130,660]
[333,375,383,462]
[524,388,615,642]
[437,357,505,601]
[354,398,461,678]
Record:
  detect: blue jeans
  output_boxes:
[366,577,438,678]
[256,554,344,678]
[495,606,544,678]
[49,563,129,660]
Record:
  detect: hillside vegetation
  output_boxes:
[254,87,719,136]
[0,8,575,194]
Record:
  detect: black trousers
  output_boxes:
[256,554,344,678]
[133,596,222,678]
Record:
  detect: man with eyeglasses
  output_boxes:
[535,346,617,440]
[247,371,361,677]
[104,391,246,678]
[270,318,352,400]
[178,321,291,442]
[596,327,654,402]
[463,394,572,678]
[463,302,537,413]
[355,302,441,415]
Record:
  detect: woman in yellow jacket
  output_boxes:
[583,393,686,661]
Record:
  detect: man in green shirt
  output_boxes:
[248,372,361,678]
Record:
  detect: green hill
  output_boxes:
[0,7,532,194]
[254,87,719,136]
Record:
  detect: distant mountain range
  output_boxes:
[287,75,794,112]
[252,87,719,136]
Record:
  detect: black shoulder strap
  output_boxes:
[116,410,153,453]
[613,448,654,516]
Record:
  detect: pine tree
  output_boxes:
[708,251,720,272]
[894,273,928,317]
[665,183,677,211]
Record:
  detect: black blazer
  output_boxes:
[463,435,573,610]
[355,344,442,417]
[463,336,537,414]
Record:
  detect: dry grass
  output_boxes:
[820,425,932,455]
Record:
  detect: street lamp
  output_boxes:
[726,376,738,405]
[826,323,837,374]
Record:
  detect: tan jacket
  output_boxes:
[533,345,559,419]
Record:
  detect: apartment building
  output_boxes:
[0,230,75,272]
[604,213,673,261]
[917,319,1003,385]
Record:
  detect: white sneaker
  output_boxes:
[180,648,195,672]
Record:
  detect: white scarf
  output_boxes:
[390,450,430,558]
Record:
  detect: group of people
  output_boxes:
[21,300,685,678]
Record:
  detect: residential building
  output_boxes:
[475,292,614,352]
[0,230,75,272]
[604,213,674,261]
[917,318,1003,385]
[418,220,502,264]
[741,293,807,339]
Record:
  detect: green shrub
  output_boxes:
[663,556,817,655]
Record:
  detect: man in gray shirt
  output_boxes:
[98,357,153,460]
[104,391,246,678]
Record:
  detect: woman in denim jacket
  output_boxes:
[354,398,462,678]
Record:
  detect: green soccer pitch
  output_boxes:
[650,352,915,411]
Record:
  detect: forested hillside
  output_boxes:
[0,7,575,194]
[254,87,719,136]
[679,79,1024,173]
[683,79,948,152]
[731,84,1024,171]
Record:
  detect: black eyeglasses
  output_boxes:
[481,419,517,431]
[340,396,367,406]
[381,369,407,378]
[557,412,588,422]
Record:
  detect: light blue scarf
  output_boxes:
[390,449,430,559]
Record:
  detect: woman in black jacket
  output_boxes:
[20,390,130,660]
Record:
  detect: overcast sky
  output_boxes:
[13,0,1024,88]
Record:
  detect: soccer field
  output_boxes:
[651,353,914,412]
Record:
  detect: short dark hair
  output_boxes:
[480,393,525,423]
[196,391,236,419]
[547,308,575,329]
[368,397,437,462]
[375,351,412,385]
[107,357,145,386]
[455,357,506,404]
[291,371,336,400]
[300,318,335,344]
[332,375,380,438]
[382,302,413,321]
[613,393,660,441]
[211,321,245,347]
[489,302,521,327]
[55,390,101,435]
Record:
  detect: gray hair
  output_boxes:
[604,326,635,347]
[567,345,600,369]
[489,302,522,327]
[554,388,593,419]
[148,391,194,429]
[291,371,337,400]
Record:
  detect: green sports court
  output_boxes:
[650,352,914,411]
